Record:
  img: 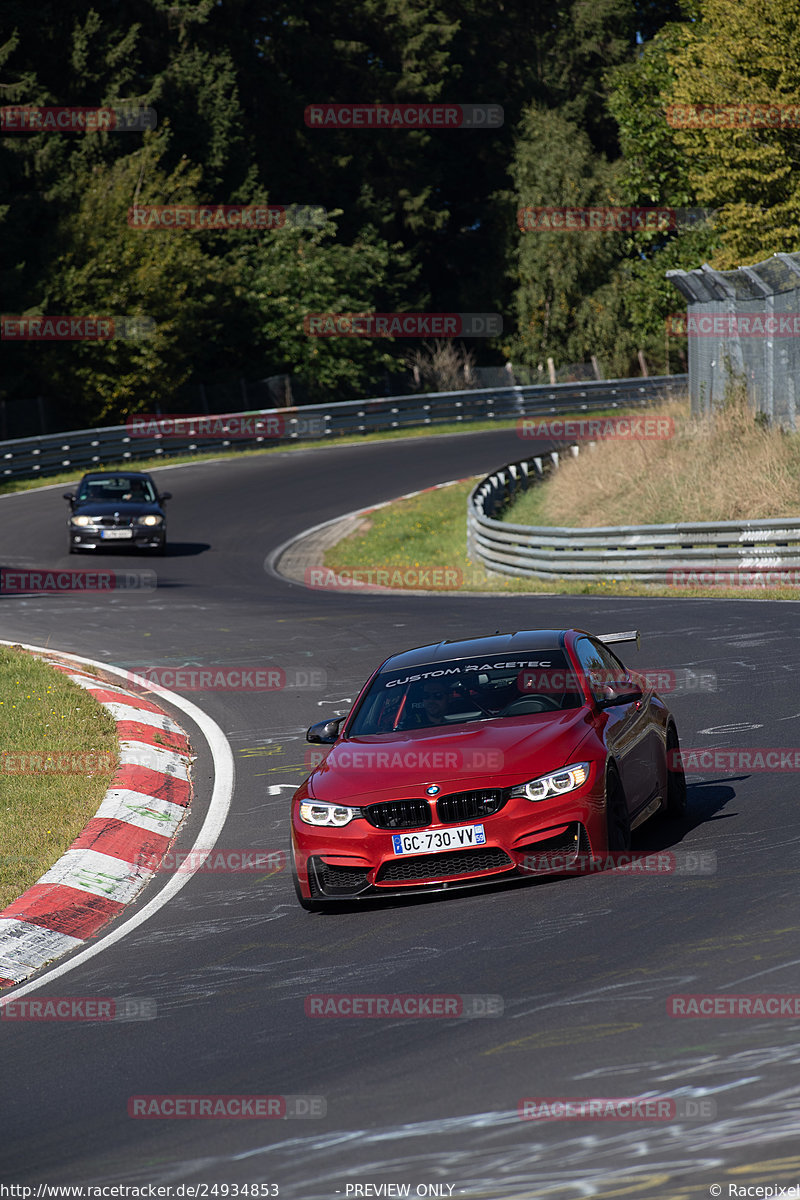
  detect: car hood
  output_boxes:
[308,709,594,802]
[71,501,164,517]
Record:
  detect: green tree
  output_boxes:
[508,105,628,374]
[236,213,418,403]
[33,132,242,424]
[604,17,721,369]
[665,0,800,266]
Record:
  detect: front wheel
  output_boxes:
[664,724,687,819]
[605,767,631,851]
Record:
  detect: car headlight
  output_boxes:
[71,516,93,527]
[298,801,360,827]
[136,515,163,526]
[510,763,590,802]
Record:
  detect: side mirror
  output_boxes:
[306,718,343,745]
[159,491,172,502]
[63,492,75,502]
[598,679,643,707]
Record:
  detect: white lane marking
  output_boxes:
[0,641,235,1004]
[698,722,764,734]
[720,957,800,988]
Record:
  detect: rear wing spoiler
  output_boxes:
[597,630,641,651]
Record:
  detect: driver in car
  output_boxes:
[420,680,452,725]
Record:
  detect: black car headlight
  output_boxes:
[71,516,94,527]
[298,801,361,827]
[510,763,589,802]
[136,515,163,526]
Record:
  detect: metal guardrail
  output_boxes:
[468,451,800,583]
[0,375,685,481]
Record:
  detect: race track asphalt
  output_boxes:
[1,428,799,1199]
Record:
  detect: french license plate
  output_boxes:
[101,529,133,539]
[391,824,486,856]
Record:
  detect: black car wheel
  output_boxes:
[605,766,631,852]
[664,723,688,819]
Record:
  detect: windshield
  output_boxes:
[77,476,157,503]
[347,651,584,734]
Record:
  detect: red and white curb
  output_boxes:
[0,652,194,990]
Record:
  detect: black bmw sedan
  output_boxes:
[64,471,171,554]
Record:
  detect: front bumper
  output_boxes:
[70,526,165,551]
[292,784,606,903]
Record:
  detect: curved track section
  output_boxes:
[1,430,799,1199]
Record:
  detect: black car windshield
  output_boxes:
[348,651,584,734]
[77,477,157,503]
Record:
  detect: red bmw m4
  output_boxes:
[291,628,686,909]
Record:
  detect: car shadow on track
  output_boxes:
[304,779,739,915]
[67,542,211,559]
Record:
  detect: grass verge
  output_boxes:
[0,647,118,911]
[323,476,800,601]
[507,396,800,527]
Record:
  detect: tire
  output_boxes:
[605,766,631,852]
[664,723,687,819]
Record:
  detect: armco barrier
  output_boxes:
[0,375,684,481]
[467,452,800,583]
